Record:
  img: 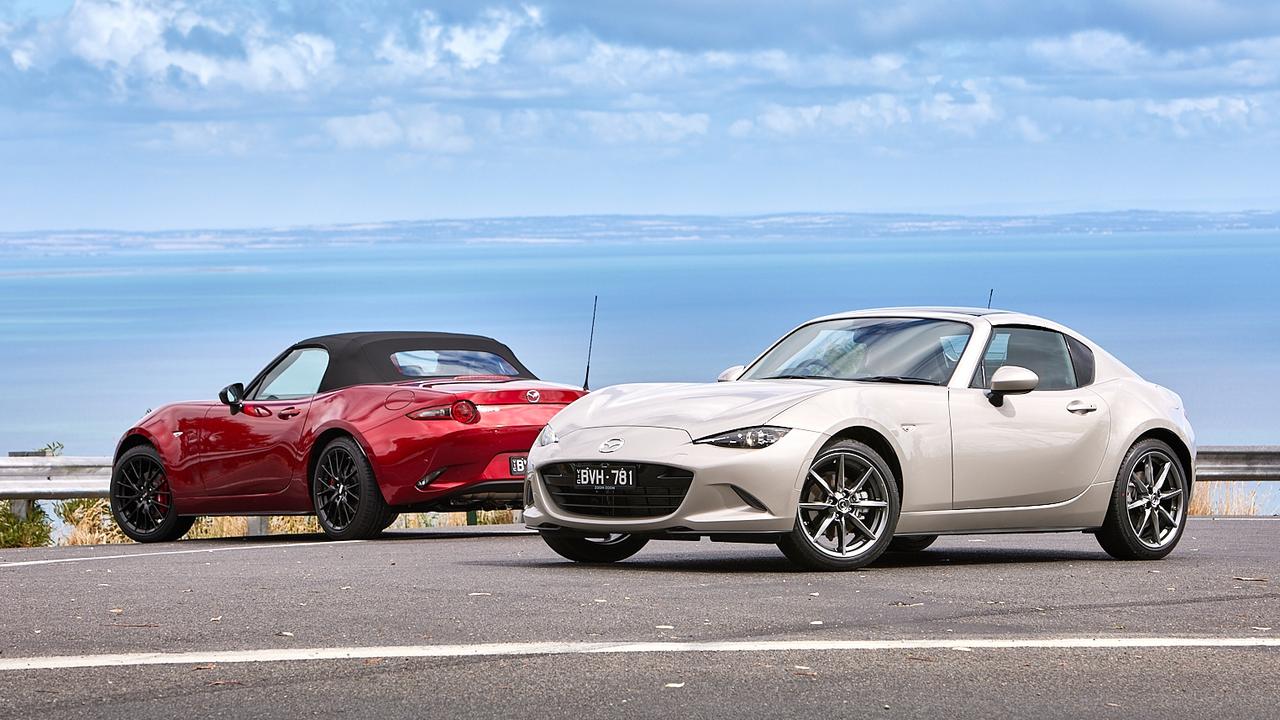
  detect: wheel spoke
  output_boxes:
[1153,462,1170,493]
[851,499,888,509]
[799,502,834,511]
[1158,505,1178,528]
[1150,505,1162,541]
[1127,498,1147,510]
[836,456,847,491]
[1135,508,1152,537]
[847,513,876,539]
[850,467,873,494]
[835,517,847,553]
[808,470,834,498]
[813,511,836,539]
[1160,488,1182,502]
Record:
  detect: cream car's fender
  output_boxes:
[1089,378,1196,487]
[768,384,954,513]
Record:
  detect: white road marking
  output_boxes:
[1,637,1276,671]
[0,540,362,568]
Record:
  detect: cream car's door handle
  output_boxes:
[1066,400,1098,414]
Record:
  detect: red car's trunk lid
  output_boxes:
[401,378,584,406]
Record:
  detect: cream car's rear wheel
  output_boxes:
[778,440,900,571]
[1096,439,1189,560]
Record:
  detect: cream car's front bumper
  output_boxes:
[523,425,821,535]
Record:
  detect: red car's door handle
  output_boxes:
[278,407,301,419]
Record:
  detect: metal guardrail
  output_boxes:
[1,456,112,500]
[1,446,1277,502]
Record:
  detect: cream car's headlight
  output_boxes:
[536,424,559,447]
[695,426,790,449]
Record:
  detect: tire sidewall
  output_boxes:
[780,439,902,571]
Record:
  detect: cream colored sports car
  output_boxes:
[524,308,1194,570]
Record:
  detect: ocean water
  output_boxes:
[1,218,1277,460]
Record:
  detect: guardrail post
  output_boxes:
[246,517,269,536]
[9,499,34,520]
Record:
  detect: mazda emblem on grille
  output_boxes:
[598,438,624,453]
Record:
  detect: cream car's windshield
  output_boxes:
[742,317,972,385]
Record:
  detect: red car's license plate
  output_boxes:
[509,456,528,476]
[575,465,636,487]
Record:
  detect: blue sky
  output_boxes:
[2,0,1280,230]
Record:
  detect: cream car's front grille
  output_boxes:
[539,463,694,518]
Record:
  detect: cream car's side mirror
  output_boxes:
[987,365,1038,406]
[717,365,746,382]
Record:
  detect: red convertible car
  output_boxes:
[111,332,585,542]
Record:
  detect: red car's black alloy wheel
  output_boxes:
[315,445,362,531]
[112,455,175,535]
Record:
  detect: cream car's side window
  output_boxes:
[971,327,1077,391]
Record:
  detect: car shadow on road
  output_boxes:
[475,546,1111,574]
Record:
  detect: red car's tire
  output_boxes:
[110,445,197,543]
[311,436,390,541]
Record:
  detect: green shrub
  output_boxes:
[0,502,54,548]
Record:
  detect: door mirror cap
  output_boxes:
[987,365,1038,406]
[717,365,746,382]
[219,382,246,408]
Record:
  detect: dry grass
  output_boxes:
[187,515,248,539]
[55,498,129,545]
[1189,481,1272,516]
[54,502,520,545]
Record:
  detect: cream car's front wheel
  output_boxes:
[777,439,900,571]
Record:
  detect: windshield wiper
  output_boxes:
[849,375,942,386]
[758,374,841,381]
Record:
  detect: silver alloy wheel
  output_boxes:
[1125,449,1185,549]
[797,449,891,558]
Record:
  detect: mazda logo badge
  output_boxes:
[526,389,541,403]
[598,438,624,453]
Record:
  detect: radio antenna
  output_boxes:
[986,288,994,309]
[582,295,598,391]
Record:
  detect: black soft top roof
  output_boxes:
[252,331,536,394]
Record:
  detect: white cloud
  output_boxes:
[1145,95,1255,136]
[325,112,403,149]
[1029,30,1150,71]
[325,106,471,153]
[15,0,334,93]
[919,80,998,133]
[402,107,473,152]
[143,121,258,155]
[750,95,912,136]
[578,111,709,143]
[1013,115,1048,142]
[377,6,539,76]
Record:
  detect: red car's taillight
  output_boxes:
[450,400,480,424]
[407,400,481,424]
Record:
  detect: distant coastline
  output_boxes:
[4,210,1280,255]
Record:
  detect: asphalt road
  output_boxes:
[1,518,1277,719]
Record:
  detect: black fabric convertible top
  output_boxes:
[248,332,536,395]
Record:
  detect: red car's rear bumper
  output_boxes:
[367,405,558,508]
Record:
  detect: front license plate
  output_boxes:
[509,456,528,476]
[575,465,635,487]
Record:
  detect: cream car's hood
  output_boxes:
[552,380,833,440]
